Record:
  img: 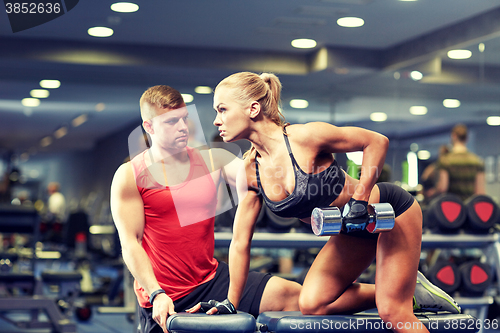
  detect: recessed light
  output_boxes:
[478,43,485,53]
[40,136,53,147]
[194,86,212,94]
[111,2,139,13]
[88,27,114,37]
[410,71,423,81]
[370,112,387,122]
[409,106,427,115]
[289,99,309,109]
[22,98,40,107]
[443,99,460,108]
[337,17,364,28]
[447,49,472,60]
[30,89,50,98]
[95,103,106,112]
[39,80,60,89]
[417,150,431,160]
[54,127,68,139]
[72,114,88,127]
[486,116,500,126]
[291,38,317,49]
[181,94,194,103]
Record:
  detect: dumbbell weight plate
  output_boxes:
[459,260,492,296]
[426,194,466,233]
[464,194,499,233]
[311,207,342,236]
[366,203,395,233]
[427,261,461,294]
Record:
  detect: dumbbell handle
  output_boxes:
[312,203,395,236]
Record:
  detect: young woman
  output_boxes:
[211,72,460,332]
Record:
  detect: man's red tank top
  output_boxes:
[130,147,218,308]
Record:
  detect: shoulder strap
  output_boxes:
[282,127,299,168]
[208,149,215,173]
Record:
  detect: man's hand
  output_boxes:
[186,299,236,315]
[152,293,176,332]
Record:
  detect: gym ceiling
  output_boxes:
[1,0,500,156]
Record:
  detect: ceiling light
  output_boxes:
[417,150,431,160]
[337,17,364,28]
[39,80,60,89]
[40,136,53,147]
[181,94,194,103]
[486,116,500,126]
[291,38,317,49]
[22,98,40,107]
[370,112,387,122]
[409,106,427,115]
[72,114,88,127]
[54,127,68,139]
[194,86,212,94]
[443,99,460,108]
[478,43,485,53]
[88,27,114,37]
[95,103,106,112]
[110,2,139,12]
[447,49,472,60]
[410,71,423,81]
[289,99,309,109]
[30,89,50,98]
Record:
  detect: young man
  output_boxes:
[436,124,485,201]
[110,85,301,333]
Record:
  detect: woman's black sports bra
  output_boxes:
[255,129,345,219]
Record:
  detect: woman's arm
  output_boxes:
[227,159,262,308]
[304,122,389,201]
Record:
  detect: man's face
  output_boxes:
[143,103,190,152]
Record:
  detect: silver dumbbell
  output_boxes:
[311,203,395,236]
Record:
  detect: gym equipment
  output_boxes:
[425,194,466,233]
[459,260,493,296]
[427,261,461,294]
[311,203,395,236]
[166,312,256,333]
[0,204,78,333]
[464,195,500,233]
[256,311,479,332]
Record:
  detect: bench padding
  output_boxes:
[256,311,479,332]
[166,312,256,333]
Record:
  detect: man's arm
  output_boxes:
[110,163,175,331]
[475,171,486,195]
[436,169,449,195]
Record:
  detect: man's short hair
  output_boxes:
[140,85,185,121]
[451,123,468,142]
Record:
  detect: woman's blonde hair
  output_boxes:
[215,72,287,158]
[215,72,286,127]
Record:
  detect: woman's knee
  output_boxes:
[376,299,413,325]
[262,277,301,311]
[298,291,322,315]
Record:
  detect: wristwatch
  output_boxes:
[149,289,166,305]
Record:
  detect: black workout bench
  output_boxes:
[165,311,479,333]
